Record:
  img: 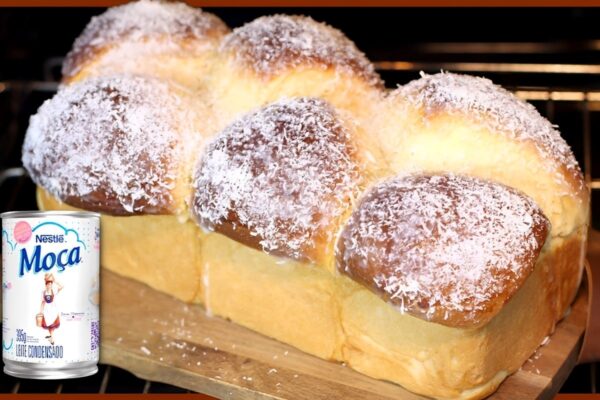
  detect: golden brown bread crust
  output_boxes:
[396,72,588,206]
[544,226,588,319]
[337,173,550,328]
[62,0,229,83]
[209,13,385,146]
[220,15,382,88]
[23,75,200,215]
[385,72,590,320]
[192,97,365,266]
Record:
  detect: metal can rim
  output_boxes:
[0,210,101,219]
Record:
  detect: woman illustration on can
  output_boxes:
[38,273,63,345]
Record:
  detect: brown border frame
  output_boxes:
[3,0,600,6]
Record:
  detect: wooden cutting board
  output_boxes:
[100,267,588,400]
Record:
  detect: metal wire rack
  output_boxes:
[0,56,599,395]
[0,365,191,394]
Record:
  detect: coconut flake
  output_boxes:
[220,15,381,87]
[23,75,195,215]
[193,97,363,262]
[337,173,550,327]
[398,72,584,194]
[62,0,229,79]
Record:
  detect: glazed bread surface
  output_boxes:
[379,72,588,236]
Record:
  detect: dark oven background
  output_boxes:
[0,6,599,395]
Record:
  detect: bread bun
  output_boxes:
[62,0,229,88]
[192,97,380,268]
[212,15,383,127]
[382,72,588,235]
[23,75,205,215]
[337,173,550,327]
[378,72,590,317]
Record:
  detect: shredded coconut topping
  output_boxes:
[337,173,550,327]
[23,75,191,215]
[62,0,229,78]
[399,72,584,194]
[193,97,363,262]
[220,15,382,87]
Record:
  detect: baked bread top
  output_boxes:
[336,173,550,328]
[192,97,366,266]
[220,14,382,87]
[398,72,586,199]
[62,0,229,84]
[23,75,202,215]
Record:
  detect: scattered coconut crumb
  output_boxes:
[540,336,551,346]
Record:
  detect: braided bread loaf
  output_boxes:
[24,1,589,399]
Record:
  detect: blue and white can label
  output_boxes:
[2,211,100,370]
